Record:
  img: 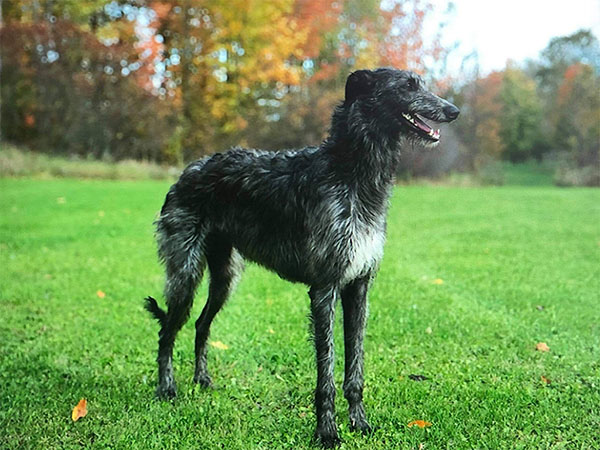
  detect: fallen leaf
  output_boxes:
[409,374,430,382]
[267,328,275,334]
[541,375,551,384]
[431,278,444,285]
[72,398,87,422]
[408,420,432,428]
[535,342,550,352]
[96,290,106,299]
[210,340,229,350]
[425,326,432,334]
[536,305,545,311]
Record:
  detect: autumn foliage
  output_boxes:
[2,3,597,185]
[447,29,599,184]
[1,0,442,163]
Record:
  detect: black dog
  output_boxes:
[145,68,459,447]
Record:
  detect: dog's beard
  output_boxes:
[398,128,441,149]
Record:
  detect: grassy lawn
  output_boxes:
[1,177,598,449]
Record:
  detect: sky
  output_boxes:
[426,0,600,75]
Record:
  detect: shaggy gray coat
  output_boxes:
[145,67,459,448]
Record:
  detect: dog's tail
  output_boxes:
[144,296,167,327]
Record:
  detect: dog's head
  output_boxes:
[344,68,459,146]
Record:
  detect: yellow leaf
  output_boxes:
[210,340,229,350]
[540,375,551,384]
[96,290,106,299]
[535,342,550,352]
[408,420,432,428]
[72,398,87,422]
[431,278,444,285]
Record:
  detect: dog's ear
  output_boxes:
[345,70,375,105]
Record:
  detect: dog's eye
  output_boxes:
[407,78,418,91]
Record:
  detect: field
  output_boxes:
[1,177,598,449]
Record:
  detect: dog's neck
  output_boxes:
[322,103,400,218]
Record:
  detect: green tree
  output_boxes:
[499,68,545,162]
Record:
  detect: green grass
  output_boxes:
[1,178,599,449]
[502,161,556,186]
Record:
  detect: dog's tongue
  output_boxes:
[415,114,440,140]
[414,114,432,133]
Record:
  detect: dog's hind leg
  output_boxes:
[309,285,340,448]
[193,233,244,387]
[151,215,206,400]
[341,275,372,434]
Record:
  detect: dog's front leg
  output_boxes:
[341,276,372,433]
[309,286,340,448]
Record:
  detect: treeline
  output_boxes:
[1,2,598,185]
[1,0,444,162]
[448,30,600,186]
[399,30,600,186]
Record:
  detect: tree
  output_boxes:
[499,68,545,162]
[536,29,600,97]
[534,30,599,185]
[147,0,308,160]
[0,18,169,160]
[2,0,447,165]
[553,63,599,165]
[451,71,504,170]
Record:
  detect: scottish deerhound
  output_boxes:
[145,67,459,447]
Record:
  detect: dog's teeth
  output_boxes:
[402,113,415,124]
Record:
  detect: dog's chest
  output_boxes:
[341,216,385,283]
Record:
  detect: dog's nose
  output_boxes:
[443,104,460,120]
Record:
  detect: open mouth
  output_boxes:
[400,112,440,142]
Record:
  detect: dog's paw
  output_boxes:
[156,384,177,400]
[350,417,373,435]
[317,434,341,449]
[315,427,341,448]
[193,373,213,388]
[349,404,373,434]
